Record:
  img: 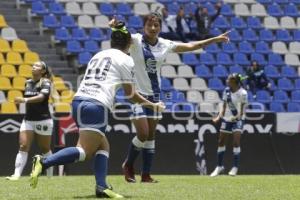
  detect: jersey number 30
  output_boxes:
[85,57,112,81]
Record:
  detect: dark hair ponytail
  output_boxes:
[110,21,131,51]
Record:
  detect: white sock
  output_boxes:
[14,151,28,177]
[43,151,53,177]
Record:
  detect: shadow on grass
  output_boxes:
[73,195,135,199]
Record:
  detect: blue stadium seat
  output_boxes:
[182,53,199,65]
[256,90,272,103]
[128,16,143,29]
[171,90,186,103]
[71,27,88,41]
[161,78,173,91]
[49,2,65,15]
[220,4,234,16]
[184,3,197,15]
[84,40,99,53]
[213,65,228,78]
[199,52,216,65]
[231,17,247,29]
[281,65,298,78]
[43,15,60,28]
[41,0,54,3]
[209,28,222,37]
[89,28,106,41]
[204,2,217,15]
[276,29,293,42]
[274,0,289,4]
[247,16,262,30]
[293,30,300,41]
[284,3,299,17]
[251,53,267,65]
[247,91,255,102]
[255,41,271,54]
[167,3,180,15]
[212,16,230,29]
[208,78,225,91]
[273,90,289,103]
[243,28,259,42]
[157,0,173,3]
[61,15,76,28]
[269,102,285,112]
[116,3,132,16]
[268,53,284,66]
[31,1,48,15]
[233,53,250,65]
[222,42,238,54]
[216,53,232,65]
[269,79,278,91]
[78,52,92,65]
[259,29,275,42]
[228,29,242,42]
[54,27,70,42]
[291,90,300,102]
[267,3,284,17]
[229,65,244,75]
[239,41,254,54]
[195,65,212,78]
[205,43,220,53]
[257,0,272,4]
[278,78,294,91]
[295,79,300,90]
[181,103,196,112]
[99,3,115,16]
[287,102,300,112]
[66,40,82,54]
[264,65,280,78]
[291,0,300,4]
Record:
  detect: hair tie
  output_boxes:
[111,26,128,34]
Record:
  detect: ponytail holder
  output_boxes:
[111,26,128,34]
[238,74,248,81]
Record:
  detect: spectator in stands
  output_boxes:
[29,22,165,198]
[109,13,230,183]
[160,7,180,40]
[6,61,54,181]
[210,73,248,177]
[176,7,196,42]
[194,2,222,40]
[245,61,271,97]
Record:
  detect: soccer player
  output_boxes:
[6,61,54,181]
[210,73,248,177]
[109,13,230,183]
[29,22,165,198]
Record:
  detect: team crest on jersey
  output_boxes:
[145,58,157,73]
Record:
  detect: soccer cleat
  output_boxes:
[122,162,136,183]
[5,175,20,181]
[30,155,43,189]
[95,185,124,198]
[210,166,224,177]
[141,173,158,183]
[228,167,238,176]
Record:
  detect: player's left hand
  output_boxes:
[154,102,166,112]
[14,97,25,104]
[215,31,230,43]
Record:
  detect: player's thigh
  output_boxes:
[132,117,149,141]
[147,118,159,140]
[218,131,229,146]
[19,130,34,151]
[35,134,52,153]
[232,131,241,146]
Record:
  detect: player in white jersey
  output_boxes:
[210,73,248,177]
[110,13,230,183]
[29,22,165,198]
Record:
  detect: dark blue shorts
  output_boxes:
[130,94,162,119]
[220,119,244,133]
[72,97,109,135]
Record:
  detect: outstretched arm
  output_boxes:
[173,31,230,53]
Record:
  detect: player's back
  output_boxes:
[75,49,134,109]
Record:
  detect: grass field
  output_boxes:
[1,175,300,200]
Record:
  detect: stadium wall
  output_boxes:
[0,113,299,176]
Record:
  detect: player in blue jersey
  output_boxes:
[210,73,248,177]
[110,13,230,183]
[29,22,165,198]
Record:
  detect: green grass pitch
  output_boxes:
[1,175,300,200]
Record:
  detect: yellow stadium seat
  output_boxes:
[1,64,17,78]
[54,102,71,113]
[1,101,18,114]
[0,39,11,53]
[60,90,75,103]
[12,39,30,53]
[24,51,40,65]
[53,76,67,91]
[0,76,12,90]
[7,90,23,102]
[6,51,23,65]
[18,64,32,78]
[12,76,26,90]
[0,53,5,65]
[0,15,8,28]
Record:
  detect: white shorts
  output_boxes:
[20,119,53,136]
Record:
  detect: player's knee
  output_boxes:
[19,144,30,152]
[137,132,148,142]
[76,146,87,161]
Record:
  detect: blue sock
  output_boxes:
[42,147,85,169]
[233,147,241,168]
[217,146,226,167]
[94,150,109,188]
[142,140,155,174]
[126,136,144,166]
